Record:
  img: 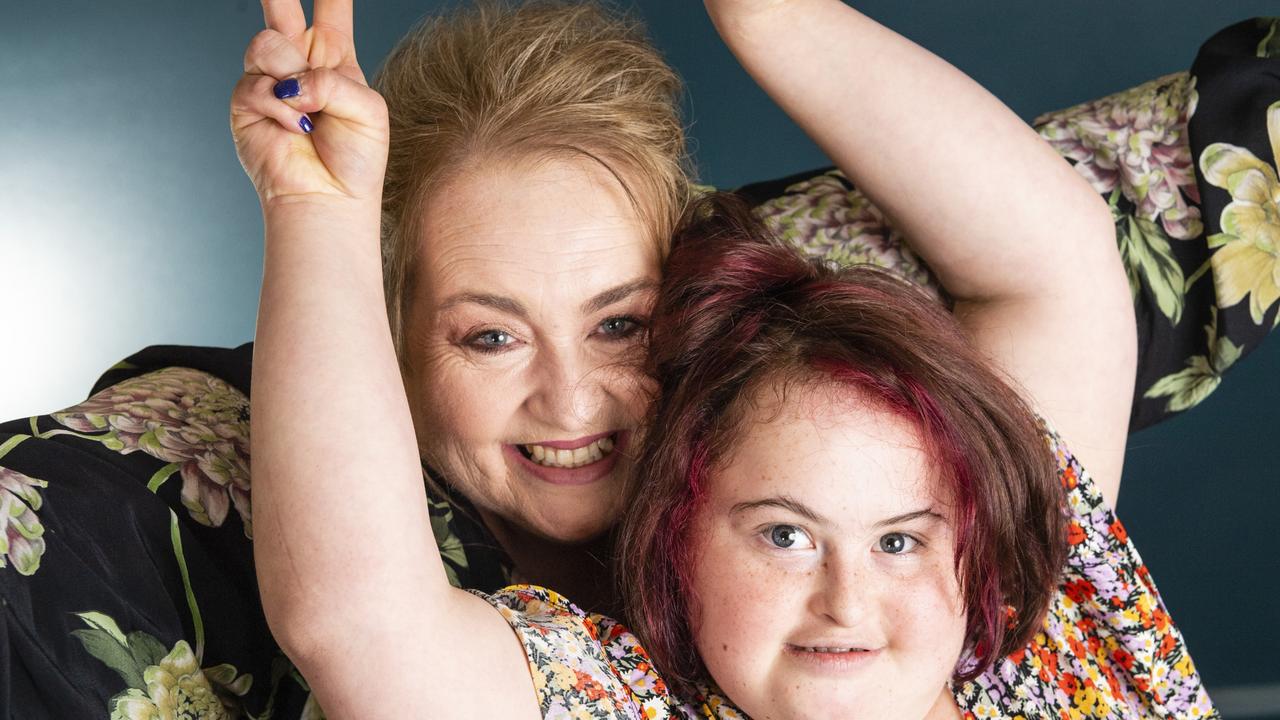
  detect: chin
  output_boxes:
[524,484,625,544]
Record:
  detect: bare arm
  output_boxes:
[239,1,537,717]
[706,0,1135,505]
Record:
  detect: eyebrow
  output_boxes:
[873,508,943,528]
[730,497,826,523]
[436,279,656,320]
[581,279,656,315]
[437,292,529,319]
[730,499,941,530]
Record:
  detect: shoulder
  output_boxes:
[475,585,684,719]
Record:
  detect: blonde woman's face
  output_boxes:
[689,384,968,720]
[403,156,659,544]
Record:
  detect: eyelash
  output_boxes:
[876,532,923,555]
[464,329,517,354]
[760,524,816,551]
[596,315,645,341]
[461,315,645,355]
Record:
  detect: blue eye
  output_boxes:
[597,316,642,339]
[766,524,815,550]
[877,533,919,554]
[467,329,515,352]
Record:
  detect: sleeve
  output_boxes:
[734,17,1280,433]
[0,364,303,719]
[473,585,668,720]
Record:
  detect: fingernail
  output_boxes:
[299,115,314,134]
[273,78,301,99]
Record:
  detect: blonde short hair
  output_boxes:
[375,0,691,351]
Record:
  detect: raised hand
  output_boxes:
[231,0,388,208]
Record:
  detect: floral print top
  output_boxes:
[474,430,1218,719]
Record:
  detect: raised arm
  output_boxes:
[237,1,536,717]
[706,0,1135,505]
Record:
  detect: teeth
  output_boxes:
[522,436,616,469]
[800,647,860,653]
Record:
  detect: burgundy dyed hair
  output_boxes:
[617,192,1066,694]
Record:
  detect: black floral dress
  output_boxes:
[1,17,1276,720]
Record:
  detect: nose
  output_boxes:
[809,552,871,628]
[525,344,609,432]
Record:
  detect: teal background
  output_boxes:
[1,0,1276,713]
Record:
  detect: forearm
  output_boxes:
[707,0,1134,502]
[705,0,1117,301]
[251,199,447,655]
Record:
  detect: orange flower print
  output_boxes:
[1067,521,1087,545]
[1111,648,1136,672]
[574,669,607,702]
[1108,520,1128,543]
[1058,672,1081,696]
[1060,464,1078,490]
[1064,578,1097,604]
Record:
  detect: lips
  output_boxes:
[783,643,881,672]
[505,431,628,487]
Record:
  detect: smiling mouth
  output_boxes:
[516,434,617,469]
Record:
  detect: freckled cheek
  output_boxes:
[882,568,967,665]
[690,534,801,681]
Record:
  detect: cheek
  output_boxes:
[688,529,802,688]
[884,561,967,667]
[407,346,523,458]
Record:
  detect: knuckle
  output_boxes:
[367,91,390,121]
[230,74,261,107]
[244,29,286,68]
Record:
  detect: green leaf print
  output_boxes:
[1119,213,1186,325]
[77,611,129,643]
[1145,308,1242,411]
[428,494,468,588]
[71,619,147,689]
[1258,18,1280,59]
[71,613,253,720]
[126,630,170,668]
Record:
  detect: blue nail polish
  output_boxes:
[299,115,314,134]
[273,78,300,99]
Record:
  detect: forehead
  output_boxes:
[417,156,659,305]
[712,382,939,519]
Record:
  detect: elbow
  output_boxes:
[254,546,345,671]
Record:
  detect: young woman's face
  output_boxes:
[689,383,968,720]
[402,155,659,544]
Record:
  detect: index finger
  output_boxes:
[313,0,353,38]
[261,0,307,38]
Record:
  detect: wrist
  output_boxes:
[705,0,801,24]
[262,195,384,259]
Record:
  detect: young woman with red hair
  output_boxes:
[251,0,1215,717]
[614,193,1213,717]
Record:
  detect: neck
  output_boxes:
[924,685,964,720]
[479,509,620,616]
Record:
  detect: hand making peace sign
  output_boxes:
[230,0,389,208]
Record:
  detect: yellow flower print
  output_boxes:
[109,640,250,720]
[1200,101,1280,324]
[71,613,251,720]
[549,662,576,692]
